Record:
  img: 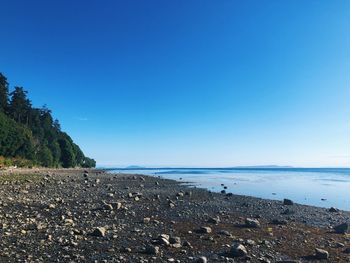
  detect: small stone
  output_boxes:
[64,219,74,225]
[218,230,231,236]
[169,236,181,245]
[112,202,122,210]
[90,227,106,237]
[230,243,248,257]
[143,217,151,224]
[144,245,159,255]
[193,257,207,263]
[158,237,170,246]
[207,217,220,224]
[103,204,113,210]
[183,241,192,248]
[195,226,212,234]
[315,248,329,259]
[245,218,261,228]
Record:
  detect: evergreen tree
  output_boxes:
[37,145,54,167]
[0,73,96,168]
[58,138,76,168]
[0,73,9,112]
[8,87,32,124]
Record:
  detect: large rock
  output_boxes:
[343,248,350,254]
[283,199,294,205]
[315,248,329,259]
[329,207,339,213]
[230,243,248,257]
[245,218,261,228]
[334,222,349,234]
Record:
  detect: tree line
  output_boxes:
[0,72,96,168]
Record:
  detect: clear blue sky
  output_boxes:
[1,1,350,167]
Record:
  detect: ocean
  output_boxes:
[107,167,350,211]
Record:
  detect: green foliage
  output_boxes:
[0,73,9,112]
[82,157,96,168]
[0,112,35,158]
[58,137,76,168]
[0,156,36,168]
[8,87,32,124]
[0,72,96,168]
[37,145,54,167]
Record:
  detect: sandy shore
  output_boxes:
[0,168,349,262]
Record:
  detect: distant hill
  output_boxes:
[233,165,293,169]
[0,72,95,168]
[126,165,146,169]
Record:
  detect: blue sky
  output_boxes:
[1,1,350,167]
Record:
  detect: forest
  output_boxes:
[0,72,96,168]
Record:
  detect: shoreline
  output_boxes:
[0,168,349,262]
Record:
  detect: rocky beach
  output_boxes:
[0,169,349,262]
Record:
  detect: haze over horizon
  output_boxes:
[1,1,350,167]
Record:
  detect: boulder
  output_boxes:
[283,199,294,205]
[334,222,349,234]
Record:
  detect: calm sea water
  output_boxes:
[107,168,350,211]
